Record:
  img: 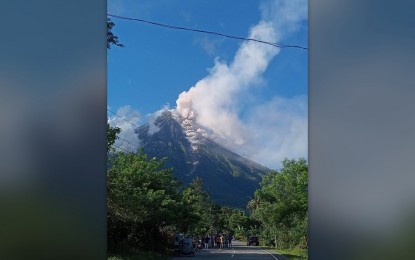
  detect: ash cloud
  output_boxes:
[174,0,307,169]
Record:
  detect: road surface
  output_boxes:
[171,240,288,259]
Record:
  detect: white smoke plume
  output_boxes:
[174,0,307,169]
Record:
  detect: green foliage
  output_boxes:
[108,152,181,225]
[250,158,308,250]
[178,177,211,234]
[107,150,183,252]
[271,247,308,260]
[225,210,261,239]
[107,122,121,153]
[107,18,124,49]
[106,122,308,256]
[172,177,249,237]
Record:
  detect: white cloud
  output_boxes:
[146,104,171,134]
[174,0,307,169]
[243,96,307,169]
[108,105,141,152]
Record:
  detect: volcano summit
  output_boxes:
[136,110,270,208]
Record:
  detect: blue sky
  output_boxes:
[108,0,308,170]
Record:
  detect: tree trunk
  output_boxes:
[275,235,277,249]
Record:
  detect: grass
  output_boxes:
[267,247,308,260]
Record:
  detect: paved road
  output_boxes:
[171,240,287,259]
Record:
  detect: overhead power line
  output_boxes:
[108,14,308,50]
[107,108,142,153]
[113,143,133,153]
[107,108,141,129]
[117,135,141,150]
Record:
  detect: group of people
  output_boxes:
[199,233,233,250]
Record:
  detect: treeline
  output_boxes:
[107,124,253,254]
[107,124,308,255]
[248,158,308,250]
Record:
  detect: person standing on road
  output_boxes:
[228,234,233,247]
[220,234,224,249]
[204,236,210,250]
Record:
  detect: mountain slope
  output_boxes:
[136,110,270,208]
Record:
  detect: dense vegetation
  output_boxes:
[249,158,308,251]
[107,124,308,258]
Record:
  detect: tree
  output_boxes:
[106,16,123,149]
[107,151,183,251]
[107,122,121,153]
[179,177,212,235]
[250,158,308,249]
[227,210,255,239]
[107,18,124,49]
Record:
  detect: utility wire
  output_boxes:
[107,108,142,152]
[113,143,133,153]
[107,108,141,129]
[113,135,130,152]
[108,14,308,50]
[117,135,141,150]
[116,136,127,148]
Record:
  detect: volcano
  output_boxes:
[135,110,270,208]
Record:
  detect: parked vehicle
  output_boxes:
[247,236,259,246]
[180,236,195,256]
[174,233,185,256]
